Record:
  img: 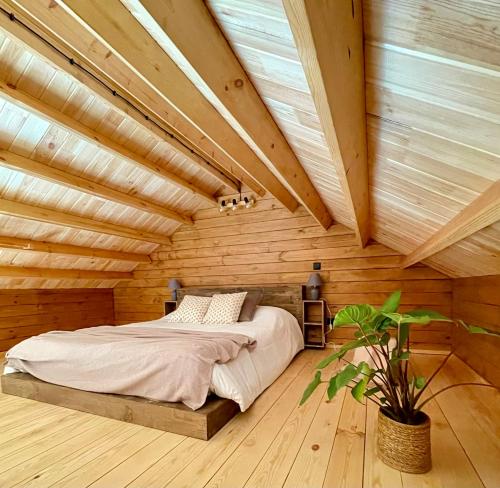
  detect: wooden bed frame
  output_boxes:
[1,285,304,440]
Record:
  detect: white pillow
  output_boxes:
[164,295,212,323]
[203,292,247,324]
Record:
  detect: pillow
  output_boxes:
[203,292,247,324]
[164,295,212,323]
[238,291,263,322]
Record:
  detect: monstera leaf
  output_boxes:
[351,362,374,403]
[327,363,359,400]
[300,371,322,406]
[406,309,453,322]
[334,304,377,328]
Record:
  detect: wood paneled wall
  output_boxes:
[0,288,114,351]
[452,276,500,386]
[114,194,452,348]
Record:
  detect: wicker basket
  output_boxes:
[377,409,431,473]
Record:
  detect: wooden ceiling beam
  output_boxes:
[132,0,333,229]
[0,9,241,194]
[0,198,171,245]
[0,265,133,280]
[402,180,500,268]
[0,235,151,263]
[0,149,193,225]
[284,0,370,244]
[19,0,300,215]
[0,79,216,206]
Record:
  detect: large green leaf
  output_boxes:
[382,312,433,325]
[371,314,393,332]
[327,364,358,400]
[351,362,373,403]
[380,290,401,313]
[300,371,322,405]
[334,304,377,327]
[468,325,500,336]
[406,309,452,322]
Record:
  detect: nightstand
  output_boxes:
[302,299,327,349]
[164,300,177,315]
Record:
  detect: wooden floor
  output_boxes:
[0,350,498,488]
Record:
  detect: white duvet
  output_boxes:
[4,305,304,411]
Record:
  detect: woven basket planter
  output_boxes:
[377,409,431,473]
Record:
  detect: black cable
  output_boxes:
[0,6,238,185]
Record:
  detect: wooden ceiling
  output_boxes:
[0,0,498,289]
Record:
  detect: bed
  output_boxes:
[2,285,305,439]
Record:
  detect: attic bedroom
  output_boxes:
[0,0,498,487]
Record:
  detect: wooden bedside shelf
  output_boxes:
[302,299,327,349]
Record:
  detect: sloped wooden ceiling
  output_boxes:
[203,0,500,278]
[0,0,498,289]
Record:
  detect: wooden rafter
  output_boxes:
[0,149,193,225]
[0,198,172,245]
[284,0,370,244]
[131,0,333,230]
[0,265,133,280]
[0,235,151,263]
[0,0,266,198]
[0,10,242,194]
[16,0,300,215]
[403,180,500,268]
[0,79,216,206]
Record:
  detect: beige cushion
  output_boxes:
[164,295,212,323]
[203,292,248,324]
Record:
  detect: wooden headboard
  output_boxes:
[177,286,304,323]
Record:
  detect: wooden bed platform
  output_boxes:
[0,373,239,440]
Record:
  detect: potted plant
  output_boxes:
[300,290,498,474]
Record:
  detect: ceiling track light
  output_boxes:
[219,193,255,213]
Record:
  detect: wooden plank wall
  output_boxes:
[0,288,114,351]
[452,275,500,386]
[114,194,452,348]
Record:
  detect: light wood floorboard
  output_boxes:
[0,351,498,488]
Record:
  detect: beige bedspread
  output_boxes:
[5,326,255,409]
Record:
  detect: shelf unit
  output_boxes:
[302,299,327,349]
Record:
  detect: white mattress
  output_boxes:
[4,305,304,411]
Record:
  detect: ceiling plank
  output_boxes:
[283,0,370,243]
[0,149,193,225]
[0,9,243,194]
[402,180,500,268]
[132,0,333,230]
[0,198,171,245]
[0,235,151,263]
[0,79,217,206]
[22,0,300,216]
[0,265,133,280]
